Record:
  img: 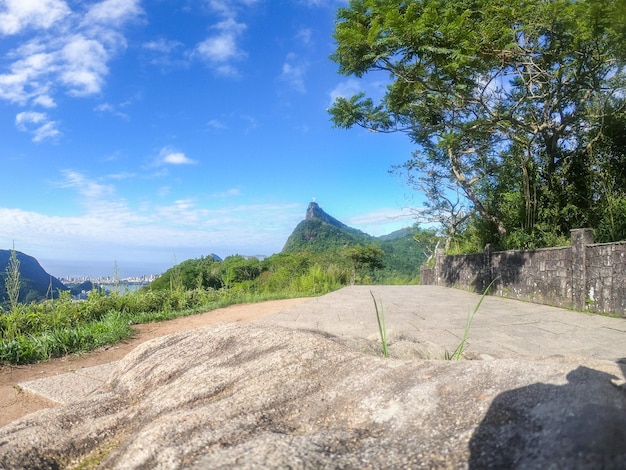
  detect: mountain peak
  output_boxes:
[305,202,348,229]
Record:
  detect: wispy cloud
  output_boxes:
[207,118,227,130]
[141,38,185,69]
[205,0,262,19]
[0,197,303,268]
[346,208,414,236]
[210,187,241,198]
[328,79,361,106]
[195,18,247,76]
[82,0,143,28]
[56,169,115,199]
[15,111,60,142]
[158,147,197,165]
[0,0,144,140]
[192,0,264,77]
[295,28,313,47]
[279,53,308,93]
[94,102,129,120]
[0,0,70,36]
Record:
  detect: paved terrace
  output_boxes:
[19,285,626,405]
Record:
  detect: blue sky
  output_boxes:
[0,0,419,277]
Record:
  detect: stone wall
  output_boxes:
[420,229,626,318]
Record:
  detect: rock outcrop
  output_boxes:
[1,323,625,469]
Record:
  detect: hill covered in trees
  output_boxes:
[283,202,425,281]
[151,202,426,295]
[0,250,66,307]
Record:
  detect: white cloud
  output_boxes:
[59,35,109,96]
[15,111,60,141]
[195,18,247,75]
[83,0,143,27]
[158,147,197,165]
[15,111,46,128]
[0,199,303,271]
[280,53,307,93]
[141,38,185,68]
[0,0,70,36]
[210,187,241,198]
[295,28,313,46]
[329,79,361,106]
[94,102,129,120]
[346,208,414,236]
[0,0,143,120]
[31,121,61,142]
[207,118,227,129]
[142,38,181,54]
[33,94,56,108]
[56,169,115,199]
[206,0,262,19]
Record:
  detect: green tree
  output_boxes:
[329,0,626,248]
[345,244,384,284]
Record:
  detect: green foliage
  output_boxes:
[330,0,626,251]
[0,204,434,364]
[370,291,388,358]
[4,245,21,309]
[150,255,223,291]
[0,249,66,306]
[445,279,496,361]
[283,218,371,253]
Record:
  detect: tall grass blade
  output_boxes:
[447,278,498,361]
[370,290,388,358]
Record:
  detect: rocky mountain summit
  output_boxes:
[305,201,351,229]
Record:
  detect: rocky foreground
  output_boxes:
[1,323,625,469]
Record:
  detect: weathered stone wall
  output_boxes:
[586,242,626,315]
[421,229,626,318]
[490,246,573,309]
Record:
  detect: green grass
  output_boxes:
[0,287,318,365]
[445,279,497,361]
[370,291,388,358]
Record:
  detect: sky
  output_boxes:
[0,0,421,278]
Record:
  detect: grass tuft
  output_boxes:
[370,291,388,358]
[445,279,497,360]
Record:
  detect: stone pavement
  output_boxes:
[18,285,626,406]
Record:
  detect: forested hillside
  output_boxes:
[151,202,427,294]
[0,249,66,307]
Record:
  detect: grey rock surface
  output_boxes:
[1,323,625,469]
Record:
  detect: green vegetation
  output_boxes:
[0,203,431,365]
[0,249,66,306]
[445,280,496,361]
[330,0,626,252]
[4,245,21,310]
[283,203,427,283]
[0,285,289,364]
[370,291,388,358]
[0,248,417,364]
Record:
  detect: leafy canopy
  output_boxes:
[330,0,626,248]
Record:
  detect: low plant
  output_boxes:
[370,291,388,358]
[445,279,497,361]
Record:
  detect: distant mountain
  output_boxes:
[282,202,373,253]
[0,250,67,305]
[282,202,425,280]
[377,227,414,241]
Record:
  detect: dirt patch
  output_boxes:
[0,298,310,428]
